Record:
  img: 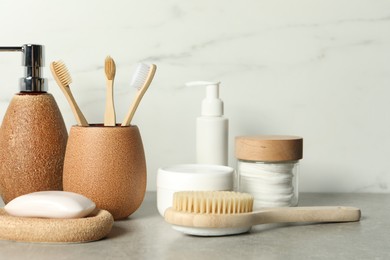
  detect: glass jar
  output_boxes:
[235,135,303,209]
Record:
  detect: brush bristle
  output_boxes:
[52,61,72,86]
[173,191,254,214]
[105,56,116,80]
[130,63,151,90]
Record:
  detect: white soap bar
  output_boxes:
[4,191,96,219]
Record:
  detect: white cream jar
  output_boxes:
[157,164,234,216]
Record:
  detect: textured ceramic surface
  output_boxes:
[0,93,68,204]
[63,125,147,220]
[0,208,113,243]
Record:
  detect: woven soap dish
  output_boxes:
[0,208,114,243]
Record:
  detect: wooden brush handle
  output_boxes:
[121,64,157,126]
[104,80,116,126]
[252,206,361,225]
[121,88,143,127]
[61,86,89,127]
[164,206,360,230]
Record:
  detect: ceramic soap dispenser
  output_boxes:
[186,81,229,166]
[0,44,68,204]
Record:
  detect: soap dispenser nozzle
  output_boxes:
[0,44,47,92]
[186,81,223,117]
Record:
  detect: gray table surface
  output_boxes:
[0,192,388,260]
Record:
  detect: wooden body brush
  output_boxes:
[50,61,89,126]
[164,191,361,236]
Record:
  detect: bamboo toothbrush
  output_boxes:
[164,191,361,237]
[121,63,157,126]
[50,61,89,127]
[104,56,116,126]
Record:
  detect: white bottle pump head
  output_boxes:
[186,81,223,116]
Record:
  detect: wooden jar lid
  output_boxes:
[235,135,303,162]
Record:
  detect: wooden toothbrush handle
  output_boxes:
[252,206,361,225]
[62,86,89,127]
[104,80,116,126]
[121,89,142,127]
[121,64,157,126]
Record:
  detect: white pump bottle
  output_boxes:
[187,81,228,166]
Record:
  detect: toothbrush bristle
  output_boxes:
[52,61,72,86]
[105,56,116,80]
[130,63,151,90]
[173,191,254,214]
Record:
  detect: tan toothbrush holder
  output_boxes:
[62,124,147,220]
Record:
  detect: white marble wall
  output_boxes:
[0,0,389,192]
